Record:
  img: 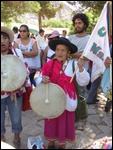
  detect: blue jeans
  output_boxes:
[86,76,101,103]
[1,95,23,136]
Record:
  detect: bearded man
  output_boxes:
[68,13,90,130]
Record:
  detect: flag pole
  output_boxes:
[110,64,112,85]
[107,1,112,86]
[109,1,112,86]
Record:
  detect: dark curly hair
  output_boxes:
[72,13,89,29]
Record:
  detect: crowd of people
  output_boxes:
[1,12,112,149]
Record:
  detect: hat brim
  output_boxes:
[1,26,14,43]
[49,39,78,54]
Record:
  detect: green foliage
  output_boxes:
[1,1,107,32]
[78,1,106,14]
[42,10,99,35]
[68,24,75,35]
[85,10,99,33]
[37,1,63,28]
[38,1,63,19]
[1,1,63,29]
[42,19,71,28]
[1,1,40,24]
[67,1,106,14]
[28,1,41,13]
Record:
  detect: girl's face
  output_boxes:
[55,44,70,63]
[1,34,10,53]
[19,26,29,38]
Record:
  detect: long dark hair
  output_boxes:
[19,24,30,37]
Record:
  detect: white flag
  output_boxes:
[83,2,110,82]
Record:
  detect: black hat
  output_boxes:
[39,29,45,34]
[49,37,78,54]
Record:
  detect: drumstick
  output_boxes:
[45,84,49,103]
[70,66,78,83]
[70,55,85,83]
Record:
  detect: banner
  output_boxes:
[83,2,111,82]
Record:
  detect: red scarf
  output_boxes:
[41,59,76,99]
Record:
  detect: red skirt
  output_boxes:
[44,110,75,144]
[22,86,33,111]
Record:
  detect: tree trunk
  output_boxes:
[38,12,42,29]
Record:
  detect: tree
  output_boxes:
[42,19,72,28]
[78,1,106,13]
[1,1,40,24]
[37,1,63,29]
[1,1,63,29]
[67,1,106,14]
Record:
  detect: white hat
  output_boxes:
[1,26,14,43]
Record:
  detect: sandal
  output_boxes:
[13,138,21,149]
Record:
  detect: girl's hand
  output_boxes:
[77,56,84,72]
[42,76,50,84]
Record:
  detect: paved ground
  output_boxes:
[1,90,112,149]
[1,72,112,149]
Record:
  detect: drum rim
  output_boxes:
[1,55,27,92]
[30,83,66,119]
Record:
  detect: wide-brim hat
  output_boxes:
[49,37,78,54]
[1,26,14,43]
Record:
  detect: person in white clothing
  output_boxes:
[60,30,68,38]
[35,37,90,149]
[36,29,46,67]
[36,29,45,49]
[12,26,19,41]
[14,24,38,84]
[42,30,60,66]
